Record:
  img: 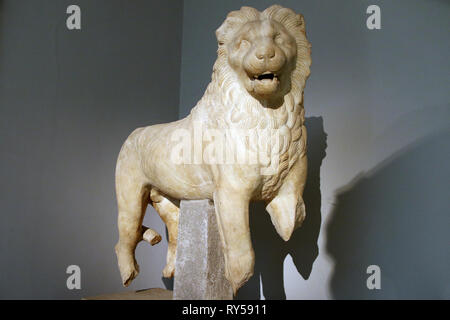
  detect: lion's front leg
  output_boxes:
[213,187,254,295]
[266,153,307,241]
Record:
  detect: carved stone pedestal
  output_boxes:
[173,200,233,300]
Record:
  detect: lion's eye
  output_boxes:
[275,34,283,44]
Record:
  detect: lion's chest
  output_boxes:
[194,93,305,200]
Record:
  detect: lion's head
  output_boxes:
[214,5,311,107]
[193,5,311,129]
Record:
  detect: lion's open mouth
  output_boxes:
[253,72,278,81]
[246,70,282,97]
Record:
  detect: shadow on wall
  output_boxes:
[236,116,327,299]
[327,129,450,299]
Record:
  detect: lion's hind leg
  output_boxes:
[115,140,152,287]
[115,180,150,286]
[149,189,180,278]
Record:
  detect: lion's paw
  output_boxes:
[162,263,175,278]
[120,262,139,287]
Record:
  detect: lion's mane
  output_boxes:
[190,5,312,199]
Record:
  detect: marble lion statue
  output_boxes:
[115,5,311,294]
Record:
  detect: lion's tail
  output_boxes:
[140,225,162,245]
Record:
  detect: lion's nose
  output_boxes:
[255,45,276,60]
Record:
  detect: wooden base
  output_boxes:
[83,288,173,300]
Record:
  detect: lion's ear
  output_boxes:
[215,25,226,46]
[216,12,237,46]
[297,14,306,32]
[215,14,238,46]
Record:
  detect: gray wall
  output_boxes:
[179,0,450,299]
[0,0,183,299]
